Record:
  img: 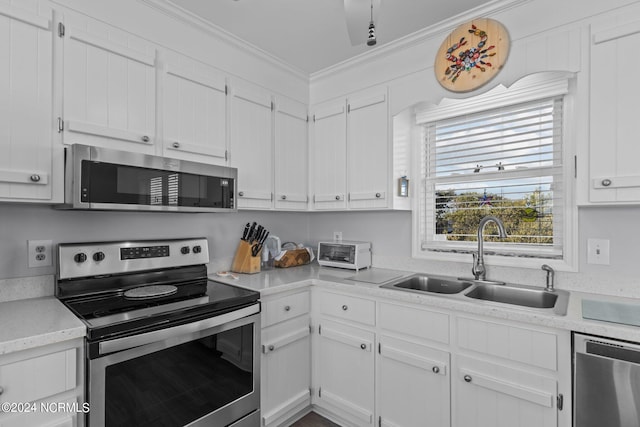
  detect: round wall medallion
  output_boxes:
[435,18,510,93]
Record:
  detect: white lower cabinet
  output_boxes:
[0,338,84,427]
[453,355,557,427]
[316,319,375,426]
[377,302,451,427]
[378,335,450,427]
[306,289,571,427]
[260,290,311,427]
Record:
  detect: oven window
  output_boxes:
[104,324,254,427]
[82,161,233,208]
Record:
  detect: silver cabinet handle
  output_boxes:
[238,191,244,197]
[360,344,366,350]
[172,142,180,149]
[602,179,612,187]
[342,305,348,311]
[375,192,381,198]
[284,305,291,311]
[335,195,341,200]
[432,366,440,374]
[281,195,287,200]
[268,345,275,351]
[30,174,41,182]
[464,375,472,383]
[141,135,150,143]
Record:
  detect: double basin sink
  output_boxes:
[380,274,569,316]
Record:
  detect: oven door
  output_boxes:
[87,304,260,427]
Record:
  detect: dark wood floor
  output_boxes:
[290,411,341,427]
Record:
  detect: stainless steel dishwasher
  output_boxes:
[574,333,640,427]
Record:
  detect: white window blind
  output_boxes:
[421,97,564,258]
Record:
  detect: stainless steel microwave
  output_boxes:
[57,144,237,212]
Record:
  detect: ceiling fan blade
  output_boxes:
[344,0,380,46]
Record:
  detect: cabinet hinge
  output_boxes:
[271,101,274,112]
[57,117,64,133]
[557,394,564,411]
[225,85,228,96]
[58,22,65,38]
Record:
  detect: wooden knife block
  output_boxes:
[231,240,261,274]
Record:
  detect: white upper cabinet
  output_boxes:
[311,99,347,210]
[162,51,227,165]
[347,88,389,209]
[59,11,157,154]
[310,86,390,210]
[274,97,308,210]
[230,81,273,209]
[0,0,56,202]
[589,16,640,204]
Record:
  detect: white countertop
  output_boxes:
[210,263,640,343]
[0,297,86,356]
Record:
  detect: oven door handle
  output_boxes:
[98,303,260,355]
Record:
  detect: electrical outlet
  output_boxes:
[28,240,53,268]
[333,231,343,242]
[587,238,610,265]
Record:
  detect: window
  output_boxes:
[416,73,574,263]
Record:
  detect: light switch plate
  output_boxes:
[587,238,610,265]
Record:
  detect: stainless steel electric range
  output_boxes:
[56,237,260,427]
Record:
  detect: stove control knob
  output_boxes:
[193,245,202,254]
[181,246,190,255]
[93,251,106,262]
[74,253,87,263]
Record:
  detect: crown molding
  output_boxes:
[137,0,309,83]
[310,0,531,83]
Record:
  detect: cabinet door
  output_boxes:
[316,320,374,426]
[347,88,389,209]
[230,82,273,209]
[274,97,308,210]
[378,336,450,427]
[453,356,558,427]
[261,316,311,426]
[162,52,227,165]
[0,1,54,201]
[61,12,156,153]
[589,18,640,203]
[311,100,347,210]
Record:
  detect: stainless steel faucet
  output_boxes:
[541,264,555,292]
[472,215,507,281]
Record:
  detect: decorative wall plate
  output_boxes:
[435,18,510,93]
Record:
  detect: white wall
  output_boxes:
[0,204,308,280]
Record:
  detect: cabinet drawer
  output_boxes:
[318,292,375,326]
[0,349,77,404]
[263,291,310,327]
[379,302,449,344]
[457,316,557,371]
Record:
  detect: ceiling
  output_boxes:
[167,0,494,75]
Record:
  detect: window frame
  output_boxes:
[411,72,578,272]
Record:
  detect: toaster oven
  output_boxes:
[317,241,371,271]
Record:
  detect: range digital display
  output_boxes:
[120,245,170,260]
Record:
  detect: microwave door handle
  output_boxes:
[98,304,259,355]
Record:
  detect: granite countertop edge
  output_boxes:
[210,264,640,343]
